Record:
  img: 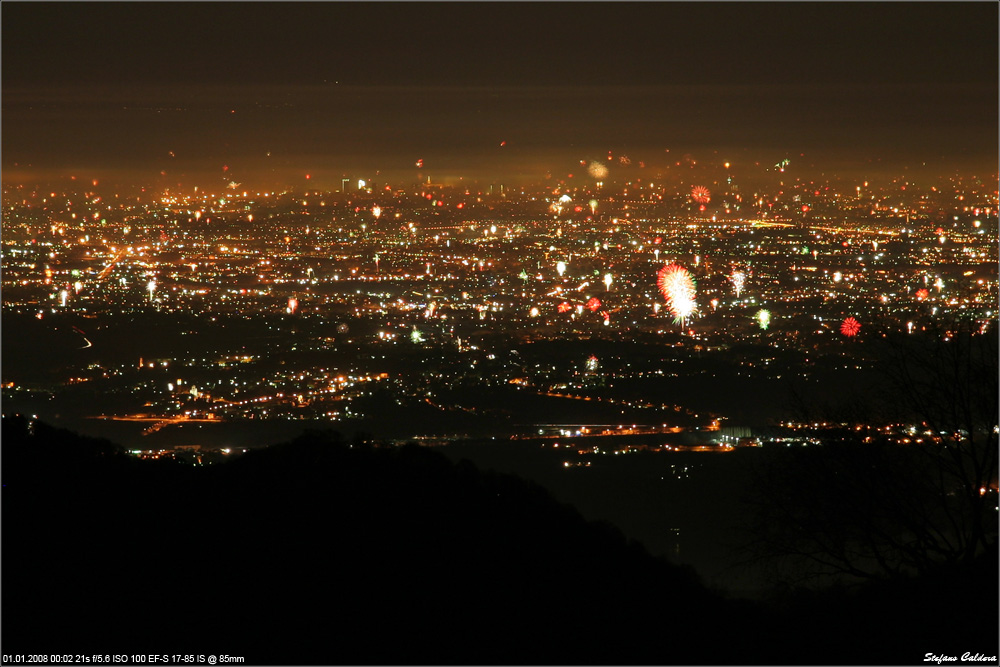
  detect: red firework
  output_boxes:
[657,264,695,302]
[691,186,711,204]
[586,297,601,312]
[657,263,698,323]
[916,288,929,301]
[840,317,861,337]
[557,302,572,313]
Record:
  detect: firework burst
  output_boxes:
[691,185,711,204]
[657,264,698,325]
[841,317,861,337]
[587,161,609,179]
[731,270,746,297]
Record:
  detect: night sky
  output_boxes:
[3,2,997,188]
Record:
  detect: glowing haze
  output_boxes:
[2,3,996,189]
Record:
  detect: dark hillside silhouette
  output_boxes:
[2,417,996,665]
[2,418,741,664]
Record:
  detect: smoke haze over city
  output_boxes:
[3,2,997,188]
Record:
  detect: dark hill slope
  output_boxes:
[2,419,747,664]
[3,418,995,665]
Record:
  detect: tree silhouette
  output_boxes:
[744,320,998,584]
[880,320,998,564]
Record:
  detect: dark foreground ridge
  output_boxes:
[2,417,996,665]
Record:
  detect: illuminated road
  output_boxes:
[91,413,224,436]
[749,219,899,236]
